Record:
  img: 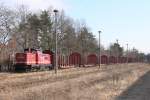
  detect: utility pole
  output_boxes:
[54,9,58,74]
[98,31,101,68]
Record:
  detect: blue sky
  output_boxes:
[1,0,150,53]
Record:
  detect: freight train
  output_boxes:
[14,48,138,71]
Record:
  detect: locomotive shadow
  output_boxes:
[116,71,150,100]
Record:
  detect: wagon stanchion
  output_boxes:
[62,54,64,68]
[66,54,68,67]
[126,43,129,64]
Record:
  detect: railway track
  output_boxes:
[0,63,137,81]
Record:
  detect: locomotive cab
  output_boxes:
[14,48,53,71]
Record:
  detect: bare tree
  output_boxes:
[14,5,30,51]
[0,4,17,71]
[0,4,16,52]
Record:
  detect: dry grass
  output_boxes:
[0,63,149,100]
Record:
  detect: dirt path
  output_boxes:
[0,63,149,100]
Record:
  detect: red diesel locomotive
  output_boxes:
[14,49,53,71]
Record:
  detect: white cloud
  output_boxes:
[1,0,70,11]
